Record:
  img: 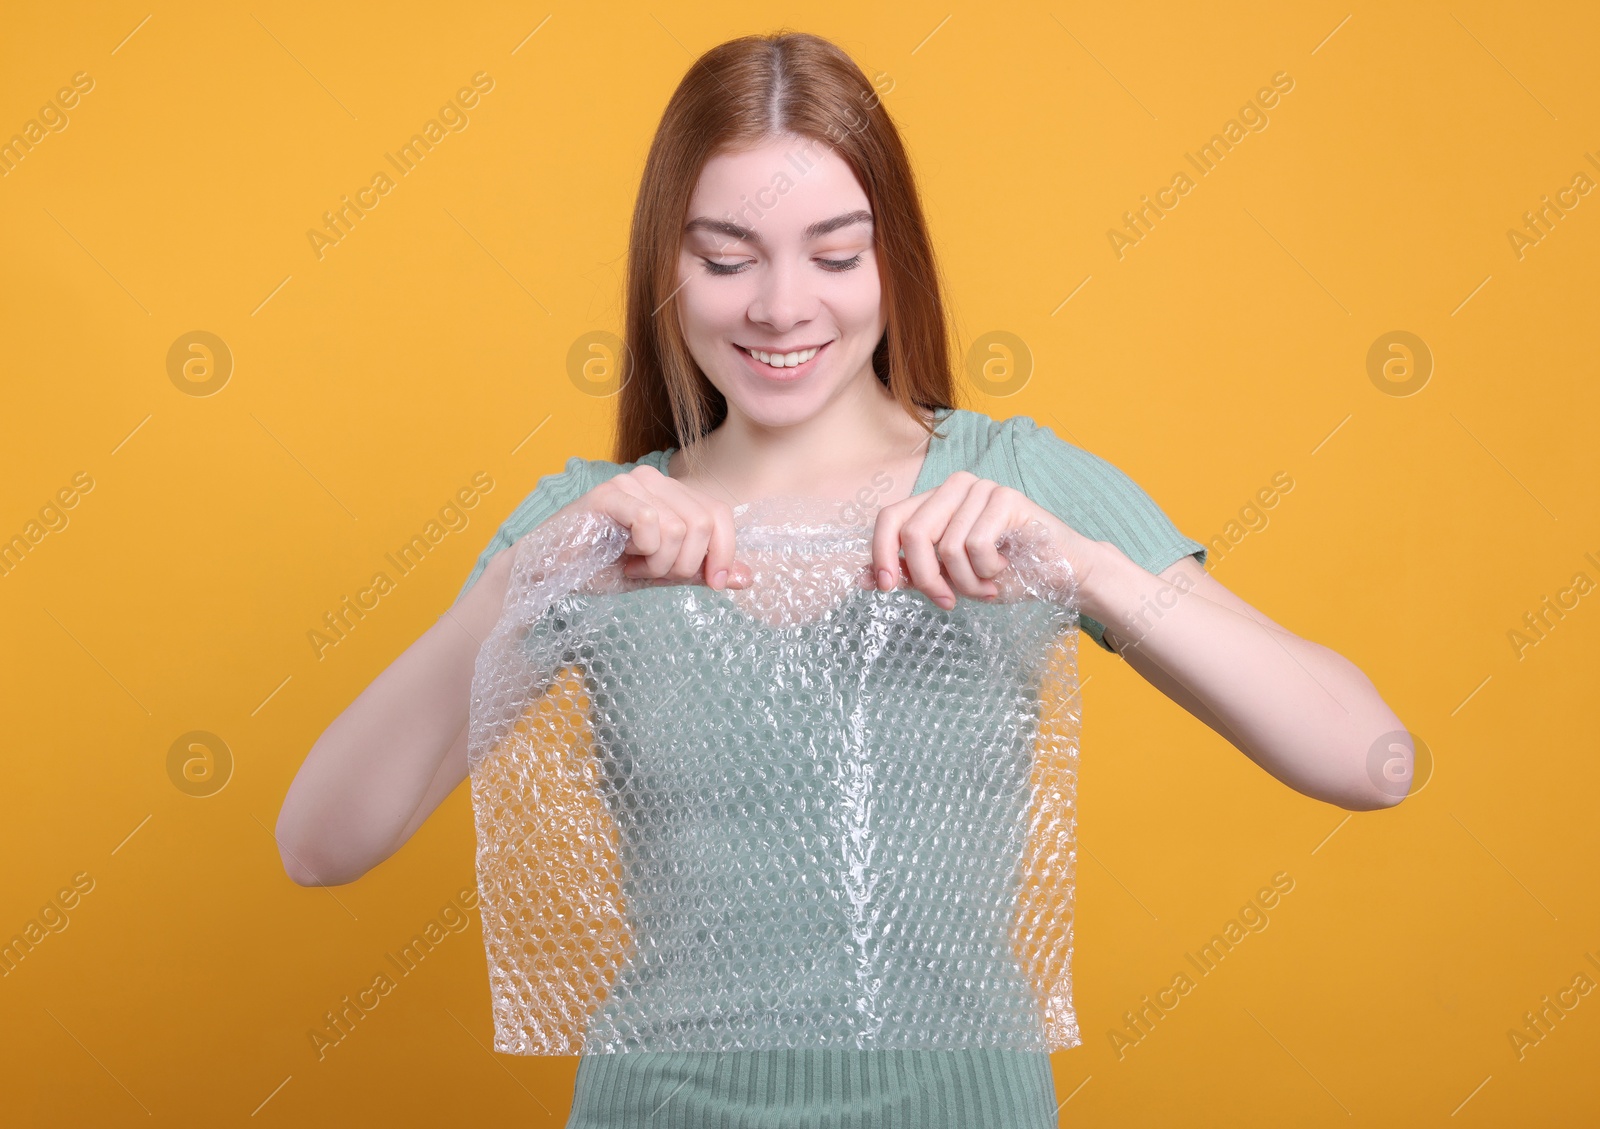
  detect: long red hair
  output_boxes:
[613,31,957,464]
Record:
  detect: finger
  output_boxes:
[898,474,977,609]
[608,478,685,577]
[870,494,916,591]
[936,479,1002,598]
[664,504,715,582]
[623,504,686,577]
[964,487,1025,585]
[643,475,751,588]
[590,479,664,559]
[615,471,750,588]
[699,501,751,589]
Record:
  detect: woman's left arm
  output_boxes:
[872,471,1413,813]
[1088,546,1412,812]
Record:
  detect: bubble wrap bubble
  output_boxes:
[466,496,1083,1054]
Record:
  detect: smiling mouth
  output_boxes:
[736,342,827,369]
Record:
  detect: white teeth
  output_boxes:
[746,345,820,368]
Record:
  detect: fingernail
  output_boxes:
[712,569,728,588]
[878,568,893,590]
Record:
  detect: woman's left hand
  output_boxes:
[869,472,1105,609]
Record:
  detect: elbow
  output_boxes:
[278,843,367,887]
[1330,725,1417,811]
[1335,786,1408,813]
[281,854,325,887]
[1373,786,1409,811]
[274,813,366,888]
[275,828,330,887]
[1361,723,1418,810]
[275,800,319,885]
[1366,777,1411,810]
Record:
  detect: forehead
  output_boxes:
[686,136,871,237]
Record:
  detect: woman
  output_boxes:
[277,30,1410,1127]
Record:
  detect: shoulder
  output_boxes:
[505,454,591,519]
[453,448,671,602]
[503,447,673,530]
[920,407,1027,484]
[928,407,1104,489]
[941,405,1206,571]
[506,448,672,522]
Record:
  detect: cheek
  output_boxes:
[676,277,748,339]
[833,266,884,330]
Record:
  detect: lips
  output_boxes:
[735,340,829,380]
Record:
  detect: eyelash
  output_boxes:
[699,253,863,276]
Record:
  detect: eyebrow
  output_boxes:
[683,209,874,246]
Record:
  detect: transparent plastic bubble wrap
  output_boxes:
[466,496,1084,1055]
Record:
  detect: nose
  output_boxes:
[746,256,816,332]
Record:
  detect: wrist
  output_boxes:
[1081,546,1204,651]
[1073,540,1142,629]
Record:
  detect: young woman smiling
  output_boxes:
[277,30,1411,1127]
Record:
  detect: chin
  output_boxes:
[722,390,825,429]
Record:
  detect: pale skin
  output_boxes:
[275,134,1408,888]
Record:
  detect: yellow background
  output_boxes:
[2,1,1596,1124]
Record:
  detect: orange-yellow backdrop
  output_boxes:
[2,1,1596,1125]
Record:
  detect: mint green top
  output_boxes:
[458,407,1206,1126]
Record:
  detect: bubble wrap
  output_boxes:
[466,496,1083,1055]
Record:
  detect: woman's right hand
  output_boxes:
[554,465,752,590]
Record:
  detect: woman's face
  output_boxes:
[675,135,887,431]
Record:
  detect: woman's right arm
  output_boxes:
[274,543,516,886]
[273,466,748,887]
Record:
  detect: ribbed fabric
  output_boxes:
[455,407,1204,1123]
[458,407,1207,651]
[564,1048,1060,1128]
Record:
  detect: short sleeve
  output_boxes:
[453,456,593,604]
[1008,416,1207,652]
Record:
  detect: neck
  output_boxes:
[673,379,938,507]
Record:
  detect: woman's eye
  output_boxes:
[698,253,863,275]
